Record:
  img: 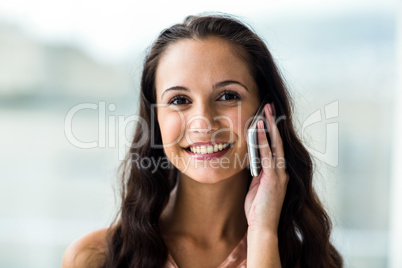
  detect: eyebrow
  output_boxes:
[161,80,249,99]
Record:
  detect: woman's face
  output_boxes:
[155,37,260,183]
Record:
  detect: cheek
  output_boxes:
[226,109,253,141]
[158,112,184,146]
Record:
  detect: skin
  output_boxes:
[62,36,289,268]
[156,36,289,267]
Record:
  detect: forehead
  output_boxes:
[155,37,256,97]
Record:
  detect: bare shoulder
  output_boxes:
[62,228,109,268]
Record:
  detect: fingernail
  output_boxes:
[268,103,273,115]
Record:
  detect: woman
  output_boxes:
[63,14,343,268]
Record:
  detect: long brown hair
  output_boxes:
[102,14,343,268]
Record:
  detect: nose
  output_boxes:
[187,102,219,134]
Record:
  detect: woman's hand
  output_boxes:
[244,102,289,234]
[244,102,288,267]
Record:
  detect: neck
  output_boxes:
[160,169,250,245]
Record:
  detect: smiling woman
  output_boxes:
[62,14,343,268]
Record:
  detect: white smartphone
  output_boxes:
[246,95,272,177]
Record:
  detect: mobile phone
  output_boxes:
[246,95,272,177]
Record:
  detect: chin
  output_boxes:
[166,148,249,182]
[181,165,247,184]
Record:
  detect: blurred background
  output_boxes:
[0,0,400,267]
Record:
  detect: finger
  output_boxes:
[263,103,285,161]
[257,119,273,172]
[269,103,289,184]
[272,102,277,117]
[263,104,287,174]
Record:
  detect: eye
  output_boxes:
[218,90,240,101]
[168,95,191,105]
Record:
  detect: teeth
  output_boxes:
[207,145,214,154]
[188,143,231,154]
[200,147,206,154]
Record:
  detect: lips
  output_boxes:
[184,141,232,148]
[186,142,232,154]
[184,141,234,160]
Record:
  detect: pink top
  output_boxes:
[164,231,248,268]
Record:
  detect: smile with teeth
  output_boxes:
[188,143,231,154]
